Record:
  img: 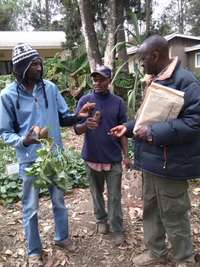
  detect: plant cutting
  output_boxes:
[25,137,73,192]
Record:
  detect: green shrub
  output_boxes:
[0,139,22,205]
[0,139,88,205]
[64,148,88,188]
[26,139,88,193]
[0,74,14,90]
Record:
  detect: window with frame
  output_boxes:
[195,52,200,68]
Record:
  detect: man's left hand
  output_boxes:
[78,102,96,117]
[123,157,132,169]
[135,125,153,143]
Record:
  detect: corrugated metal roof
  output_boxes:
[0,31,66,49]
[165,33,200,41]
[185,44,200,52]
[127,33,200,55]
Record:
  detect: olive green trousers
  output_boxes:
[86,163,123,233]
[143,171,193,262]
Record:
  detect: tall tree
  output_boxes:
[186,0,200,35]
[77,0,102,70]
[77,0,133,72]
[0,0,29,30]
[116,0,129,73]
[76,0,150,74]
[61,0,82,53]
[153,0,192,35]
[177,0,184,33]
[29,0,62,30]
[145,0,152,36]
[45,0,50,28]
[104,0,117,69]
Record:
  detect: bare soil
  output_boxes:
[0,129,200,267]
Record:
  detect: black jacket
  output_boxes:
[126,63,200,180]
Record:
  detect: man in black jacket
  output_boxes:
[110,35,200,267]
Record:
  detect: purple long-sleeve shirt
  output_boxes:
[76,91,127,163]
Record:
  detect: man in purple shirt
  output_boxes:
[74,65,129,246]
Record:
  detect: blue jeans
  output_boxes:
[19,163,68,256]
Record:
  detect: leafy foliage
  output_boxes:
[111,11,144,116]
[0,139,22,205]
[127,63,144,116]
[44,52,91,109]
[61,0,83,51]
[44,54,68,91]
[0,137,88,205]
[0,0,29,30]
[26,138,88,193]
[0,74,14,90]
[186,0,200,35]
[28,0,63,30]
[151,0,200,35]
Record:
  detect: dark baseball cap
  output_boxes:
[91,65,112,78]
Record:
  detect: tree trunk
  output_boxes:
[178,0,184,33]
[116,0,129,74]
[104,0,117,70]
[145,0,152,36]
[77,0,102,71]
[45,0,50,29]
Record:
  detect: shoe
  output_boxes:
[55,239,76,252]
[112,232,125,246]
[28,255,43,267]
[97,223,109,234]
[176,262,195,267]
[176,255,196,267]
[132,250,168,266]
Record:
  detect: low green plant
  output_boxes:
[44,53,91,110]
[26,138,88,192]
[0,139,22,205]
[64,148,88,188]
[0,138,88,204]
[0,74,14,90]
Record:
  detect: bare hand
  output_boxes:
[78,102,96,117]
[23,126,41,146]
[134,125,149,141]
[85,117,99,129]
[109,125,127,137]
[123,157,132,169]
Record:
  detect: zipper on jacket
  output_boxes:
[163,145,167,169]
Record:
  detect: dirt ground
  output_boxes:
[0,129,200,267]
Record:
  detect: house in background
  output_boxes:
[127,33,200,77]
[0,31,66,75]
[185,44,200,76]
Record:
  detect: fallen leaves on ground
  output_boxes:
[0,129,199,267]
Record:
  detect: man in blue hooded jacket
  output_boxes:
[0,43,94,266]
[110,35,200,267]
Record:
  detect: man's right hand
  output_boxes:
[85,117,99,129]
[109,125,127,137]
[23,126,40,146]
[78,102,96,117]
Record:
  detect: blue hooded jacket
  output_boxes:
[0,79,76,163]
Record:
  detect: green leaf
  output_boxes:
[0,187,7,194]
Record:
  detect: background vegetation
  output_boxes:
[0,0,200,204]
